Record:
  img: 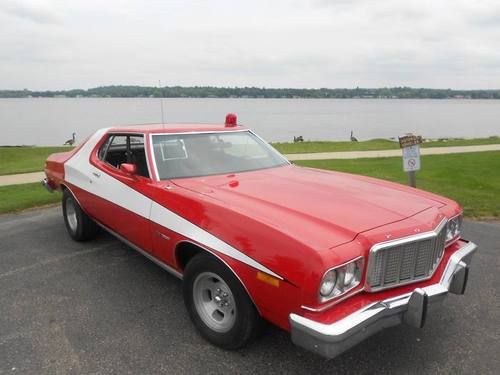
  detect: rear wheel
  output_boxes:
[183,254,262,349]
[62,189,98,241]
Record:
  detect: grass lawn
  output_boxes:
[1,150,498,218]
[0,146,72,175]
[0,183,61,214]
[272,136,500,154]
[295,151,500,219]
[1,138,499,175]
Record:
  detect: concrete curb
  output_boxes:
[285,144,500,161]
[0,172,46,187]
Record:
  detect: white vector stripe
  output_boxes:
[64,129,281,279]
[149,202,282,278]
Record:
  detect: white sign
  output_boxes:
[402,145,421,172]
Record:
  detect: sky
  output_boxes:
[1,0,499,90]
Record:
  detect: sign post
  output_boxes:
[398,134,422,188]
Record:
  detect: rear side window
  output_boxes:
[98,136,112,160]
[101,135,128,168]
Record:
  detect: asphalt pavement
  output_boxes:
[0,207,498,374]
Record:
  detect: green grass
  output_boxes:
[1,138,499,175]
[0,146,72,175]
[295,151,500,218]
[272,136,500,154]
[0,183,61,213]
[1,149,498,218]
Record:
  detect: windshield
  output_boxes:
[151,131,288,180]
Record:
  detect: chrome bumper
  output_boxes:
[41,178,54,193]
[290,241,477,359]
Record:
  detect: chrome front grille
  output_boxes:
[366,220,447,291]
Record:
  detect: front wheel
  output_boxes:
[183,254,263,349]
[62,188,98,241]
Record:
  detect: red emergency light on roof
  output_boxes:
[225,113,237,127]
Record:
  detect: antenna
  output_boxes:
[158,80,166,128]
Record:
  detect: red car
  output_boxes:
[43,114,477,358]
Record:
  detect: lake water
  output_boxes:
[0,98,499,146]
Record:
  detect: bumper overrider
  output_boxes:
[290,240,477,359]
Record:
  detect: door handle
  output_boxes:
[156,231,171,241]
[92,172,101,178]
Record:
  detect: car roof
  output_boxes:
[106,123,249,134]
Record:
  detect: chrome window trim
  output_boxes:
[98,135,113,161]
[149,132,160,182]
[365,218,448,292]
[151,129,249,136]
[248,130,291,166]
[148,129,290,182]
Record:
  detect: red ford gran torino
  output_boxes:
[43,114,477,358]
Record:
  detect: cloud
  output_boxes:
[0,0,61,24]
[0,0,499,90]
[467,8,500,28]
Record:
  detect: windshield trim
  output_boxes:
[148,130,290,181]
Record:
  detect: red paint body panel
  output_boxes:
[172,165,447,249]
[217,253,303,328]
[44,151,73,185]
[44,123,465,333]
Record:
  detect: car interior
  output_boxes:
[99,134,150,178]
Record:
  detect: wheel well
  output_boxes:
[175,240,262,315]
[175,241,207,271]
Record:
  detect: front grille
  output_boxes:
[366,220,447,291]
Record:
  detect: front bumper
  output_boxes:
[290,240,477,359]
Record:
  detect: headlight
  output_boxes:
[343,262,357,286]
[445,214,463,243]
[319,270,337,297]
[319,257,364,302]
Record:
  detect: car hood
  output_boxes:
[172,165,445,249]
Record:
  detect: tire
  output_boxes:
[62,188,98,241]
[183,254,263,349]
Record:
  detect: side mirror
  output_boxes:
[120,163,137,176]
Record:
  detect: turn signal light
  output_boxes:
[256,271,280,287]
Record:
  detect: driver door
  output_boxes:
[90,133,153,252]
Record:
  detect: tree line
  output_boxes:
[1,86,499,99]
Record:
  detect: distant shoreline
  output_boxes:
[1,85,500,99]
[2,97,500,100]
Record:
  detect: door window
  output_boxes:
[98,134,150,178]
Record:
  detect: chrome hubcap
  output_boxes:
[192,272,236,333]
[65,197,78,233]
